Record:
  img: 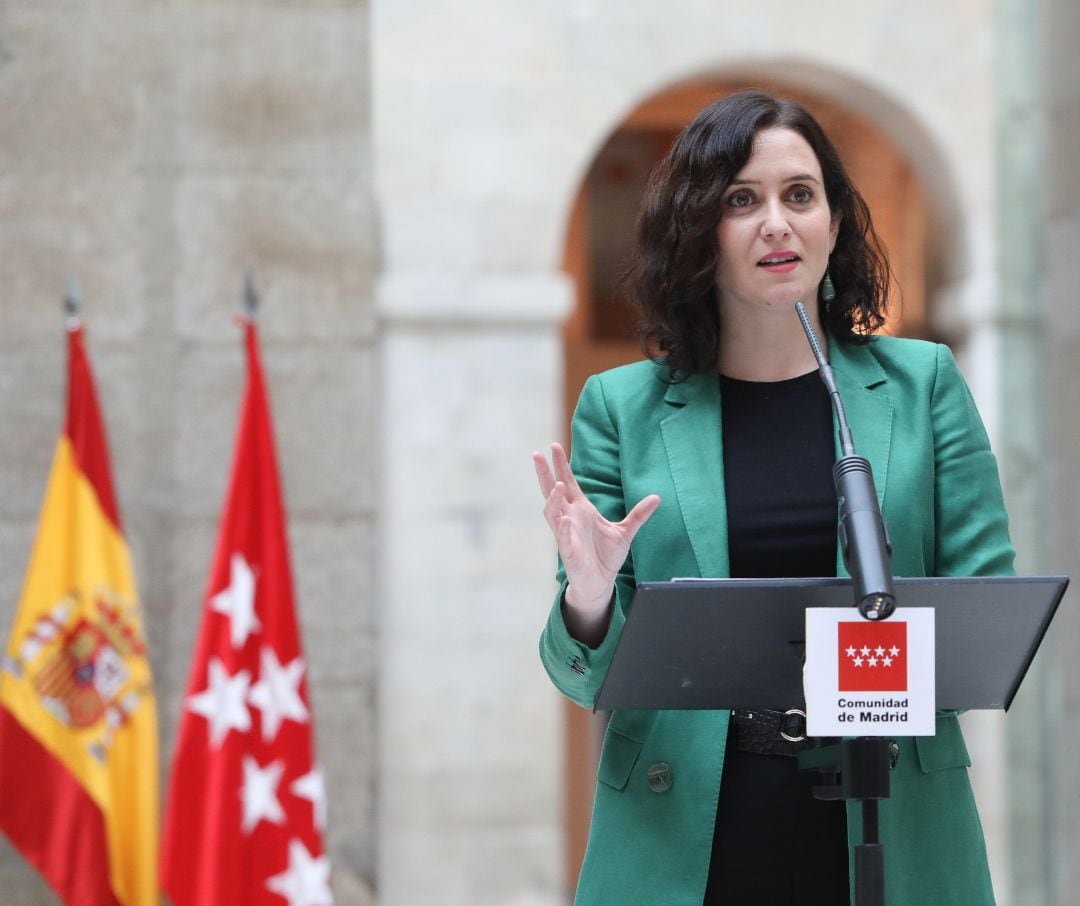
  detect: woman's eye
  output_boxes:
[727,191,753,208]
[789,186,812,204]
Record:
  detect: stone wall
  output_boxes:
[0,0,376,902]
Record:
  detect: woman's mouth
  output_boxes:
[757,252,800,273]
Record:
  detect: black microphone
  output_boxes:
[795,301,896,620]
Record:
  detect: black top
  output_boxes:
[719,369,837,580]
[703,369,848,906]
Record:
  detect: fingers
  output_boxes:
[620,494,661,538]
[535,442,581,501]
[545,483,580,566]
[532,450,556,497]
[541,481,568,532]
[550,442,581,494]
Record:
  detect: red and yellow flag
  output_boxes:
[0,321,160,905]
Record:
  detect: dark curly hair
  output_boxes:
[628,90,891,377]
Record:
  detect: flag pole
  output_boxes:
[64,277,83,331]
[243,271,260,319]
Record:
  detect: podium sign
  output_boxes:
[804,607,935,735]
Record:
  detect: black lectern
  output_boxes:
[594,575,1067,712]
[593,574,1068,905]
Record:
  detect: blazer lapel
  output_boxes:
[656,340,892,581]
[660,373,730,579]
[828,338,894,577]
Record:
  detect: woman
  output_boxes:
[534,91,1014,905]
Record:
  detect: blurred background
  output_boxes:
[0,0,1077,903]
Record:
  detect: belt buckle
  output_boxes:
[779,708,807,743]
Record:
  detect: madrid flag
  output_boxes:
[838,620,908,692]
[0,321,160,905]
[161,318,331,906]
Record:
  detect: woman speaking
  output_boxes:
[534,91,1014,905]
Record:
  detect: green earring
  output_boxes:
[821,270,836,304]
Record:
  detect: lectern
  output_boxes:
[593,574,1068,905]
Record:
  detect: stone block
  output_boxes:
[1044,1,1080,109]
[310,679,376,881]
[172,345,243,518]
[289,516,375,684]
[176,7,369,173]
[1044,98,1080,218]
[382,514,555,648]
[0,519,41,632]
[0,177,148,343]
[380,826,562,906]
[381,669,561,820]
[172,176,376,343]
[377,271,573,325]
[379,194,572,274]
[260,342,375,515]
[381,329,561,511]
[157,689,187,775]
[163,516,219,689]
[0,9,153,175]
[0,343,64,518]
[172,337,375,516]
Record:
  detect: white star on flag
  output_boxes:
[889,645,900,656]
[874,646,886,657]
[187,658,252,747]
[853,657,863,666]
[860,646,871,657]
[292,767,328,832]
[265,839,333,906]
[868,657,878,667]
[883,656,893,666]
[212,553,261,648]
[248,646,309,741]
[845,646,856,657]
[241,756,286,834]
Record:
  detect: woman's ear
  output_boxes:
[829,214,841,253]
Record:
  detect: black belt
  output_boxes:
[729,708,820,757]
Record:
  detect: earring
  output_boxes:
[821,269,836,310]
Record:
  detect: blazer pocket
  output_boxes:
[596,726,644,791]
[914,712,972,772]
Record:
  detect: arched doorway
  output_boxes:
[559,77,935,893]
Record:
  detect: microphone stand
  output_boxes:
[795,301,894,906]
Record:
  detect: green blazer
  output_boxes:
[540,336,1015,906]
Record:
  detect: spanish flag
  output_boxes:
[0,320,159,905]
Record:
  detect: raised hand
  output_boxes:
[533,442,660,646]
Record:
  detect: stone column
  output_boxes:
[1036,0,1080,903]
[376,272,569,906]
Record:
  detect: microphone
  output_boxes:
[795,301,896,620]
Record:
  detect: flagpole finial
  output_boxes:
[244,271,260,318]
[64,277,83,328]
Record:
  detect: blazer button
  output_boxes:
[647,763,673,793]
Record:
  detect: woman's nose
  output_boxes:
[760,200,792,239]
